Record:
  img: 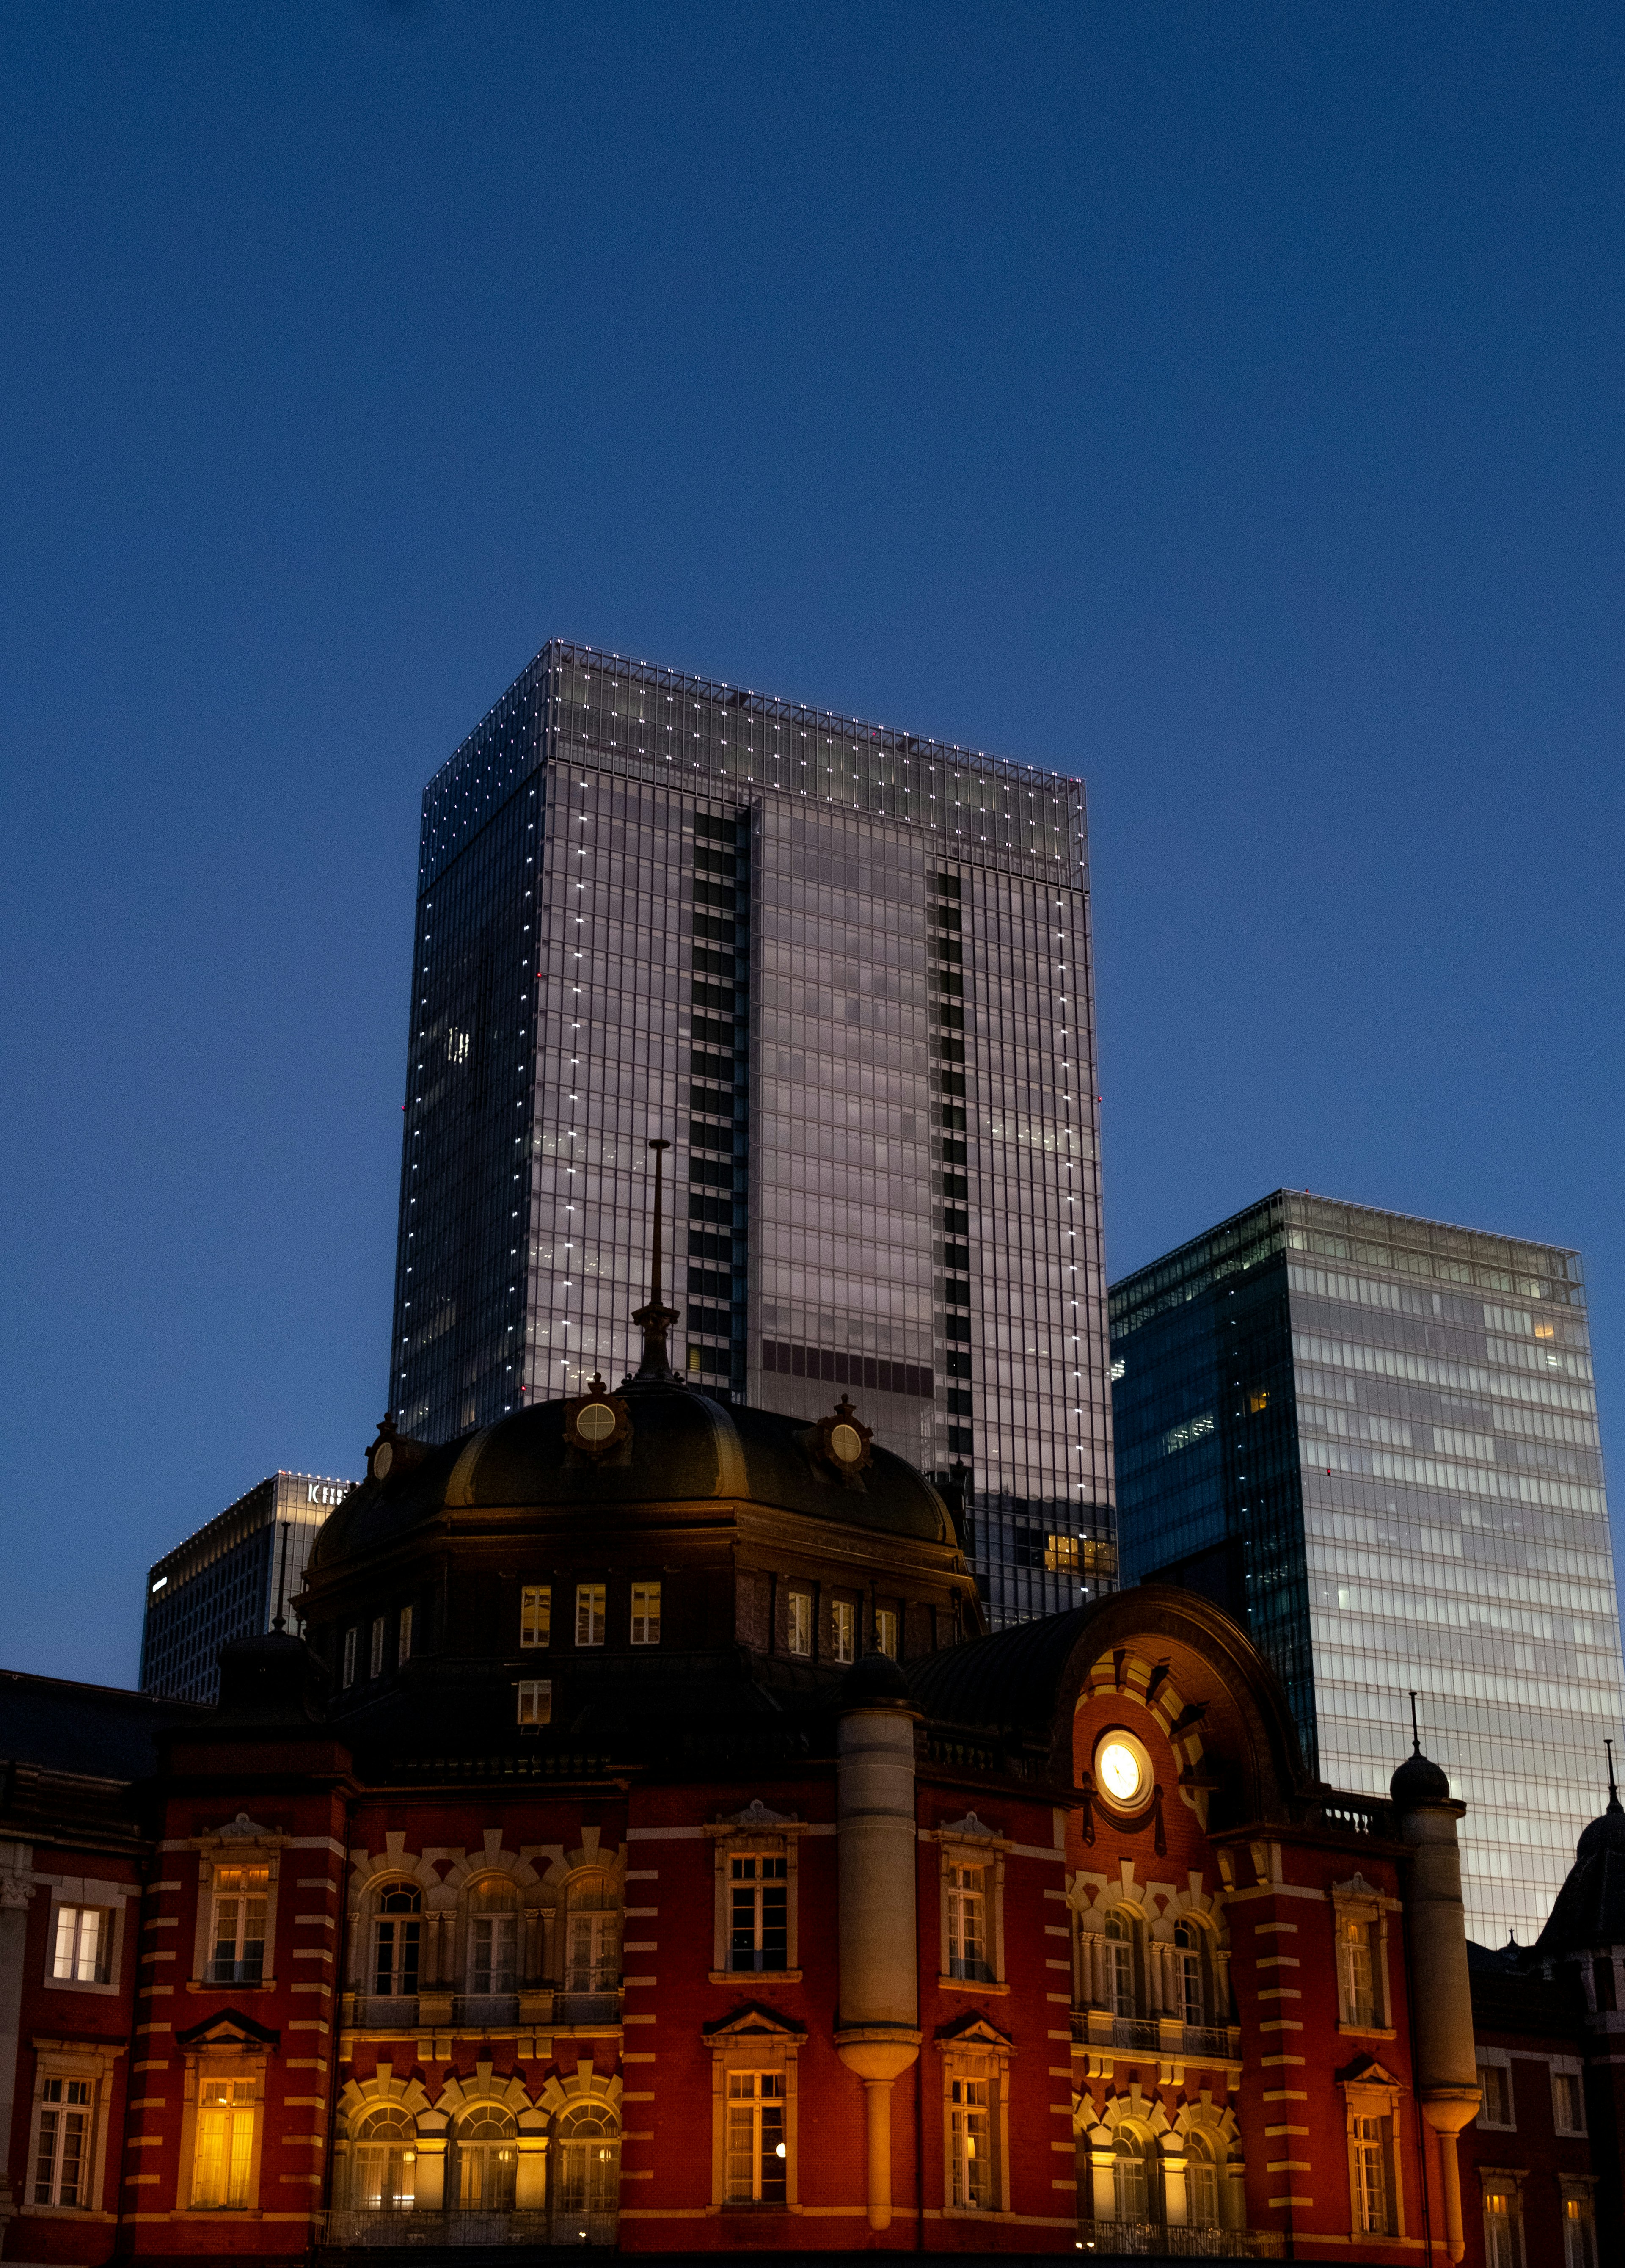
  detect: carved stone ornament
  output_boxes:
[217,1812,275,1840]
[727,1798,793,1830]
[939,1810,997,1842]
[564,1374,632,1461]
[813,1395,873,1484]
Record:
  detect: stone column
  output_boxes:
[1161,2143,1188,2224]
[833,1658,922,2232]
[0,1844,36,2243]
[1391,1748,1481,2266]
[1089,2140,1115,2222]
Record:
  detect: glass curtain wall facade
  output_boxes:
[1110,1191,1625,1945]
[392,640,1114,1625]
[140,1471,354,1702]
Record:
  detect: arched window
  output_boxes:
[1186,2130,1219,2228]
[353,2105,416,2210]
[372,1887,421,1998]
[1173,1920,1204,2027]
[465,1882,518,1997]
[1339,1915,1376,2027]
[562,1879,618,1996]
[553,2102,619,2223]
[1103,1912,1135,2016]
[1112,2132,1150,2223]
[455,2105,517,2211]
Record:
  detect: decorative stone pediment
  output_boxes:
[933,2009,1014,2052]
[702,2001,808,2043]
[725,1798,794,1830]
[1338,2052,1403,2095]
[175,2008,280,2053]
[938,1810,997,1842]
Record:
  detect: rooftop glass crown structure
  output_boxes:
[391,640,1114,1626]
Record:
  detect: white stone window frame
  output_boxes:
[187,1817,286,1990]
[176,2044,270,2214]
[936,2025,1014,2218]
[22,2040,122,2218]
[1330,1873,1398,2039]
[1476,2045,1516,2131]
[785,1586,813,1658]
[1339,2063,1406,2242]
[708,1801,805,1984]
[933,1814,1007,1994]
[520,1583,552,1649]
[369,1616,386,1679]
[1477,2165,1526,2268]
[703,2011,803,2211]
[1550,2055,1587,2136]
[1559,2176,1597,2266]
[41,1877,130,1998]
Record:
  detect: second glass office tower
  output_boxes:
[1110,1190,1625,1946]
[392,640,1114,1624]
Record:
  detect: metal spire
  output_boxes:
[629,1137,682,1385]
[1408,1689,1421,1755]
[1607,1736,1620,1813]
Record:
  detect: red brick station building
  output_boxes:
[2,1308,1620,2267]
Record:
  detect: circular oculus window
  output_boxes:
[371,1440,394,1481]
[1093,1729,1153,1811]
[830,1422,864,1463]
[574,1401,617,1444]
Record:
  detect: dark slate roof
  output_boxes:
[311,1383,952,1573]
[0,1669,202,1780]
[1534,1793,1625,1959]
[1467,1937,1584,2039]
[906,1606,1099,1736]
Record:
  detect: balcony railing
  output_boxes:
[1071,2011,1242,2064]
[1075,2221,1283,2259]
[321,2209,618,2249]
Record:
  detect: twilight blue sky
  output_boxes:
[3,3,1622,1685]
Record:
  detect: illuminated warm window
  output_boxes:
[353,2105,416,2209]
[1249,1389,1269,1412]
[1563,2192,1596,2268]
[554,2102,620,2217]
[1112,2133,1149,2220]
[1482,2187,1519,2268]
[1043,1534,1080,1573]
[725,2072,785,2204]
[631,1582,661,1646]
[1187,2133,1219,2226]
[52,1905,109,1984]
[564,1902,618,1994]
[455,2107,516,2210]
[787,1590,812,1657]
[209,1867,267,1985]
[1341,1914,1378,2023]
[192,2077,258,2208]
[949,2077,991,2209]
[517,1679,551,1728]
[520,1586,551,1647]
[1353,2115,1387,2235]
[730,1855,787,1972]
[832,1600,855,1665]
[575,1584,605,1646]
[33,2078,92,2205]
[372,1887,421,1996]
[875,1609,898,1659]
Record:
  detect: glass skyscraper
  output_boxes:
[1110,1189,1625,1945]
[391,639,1114,1624]
[140,1470,354,1702]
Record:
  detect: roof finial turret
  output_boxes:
[1607,1736,1620,1815]
[628,1137,682,1387]
[1409,1688,1421,1755]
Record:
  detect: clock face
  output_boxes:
[1094,1730,1152,1810]
[575,1401,615,1444]
[830,1422,863,1463]
[371,1440,394,1481]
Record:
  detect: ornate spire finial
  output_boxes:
[1409,1689,1421,1755]
[1608,1736,1620,1813]
[628,1137,682,1385]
